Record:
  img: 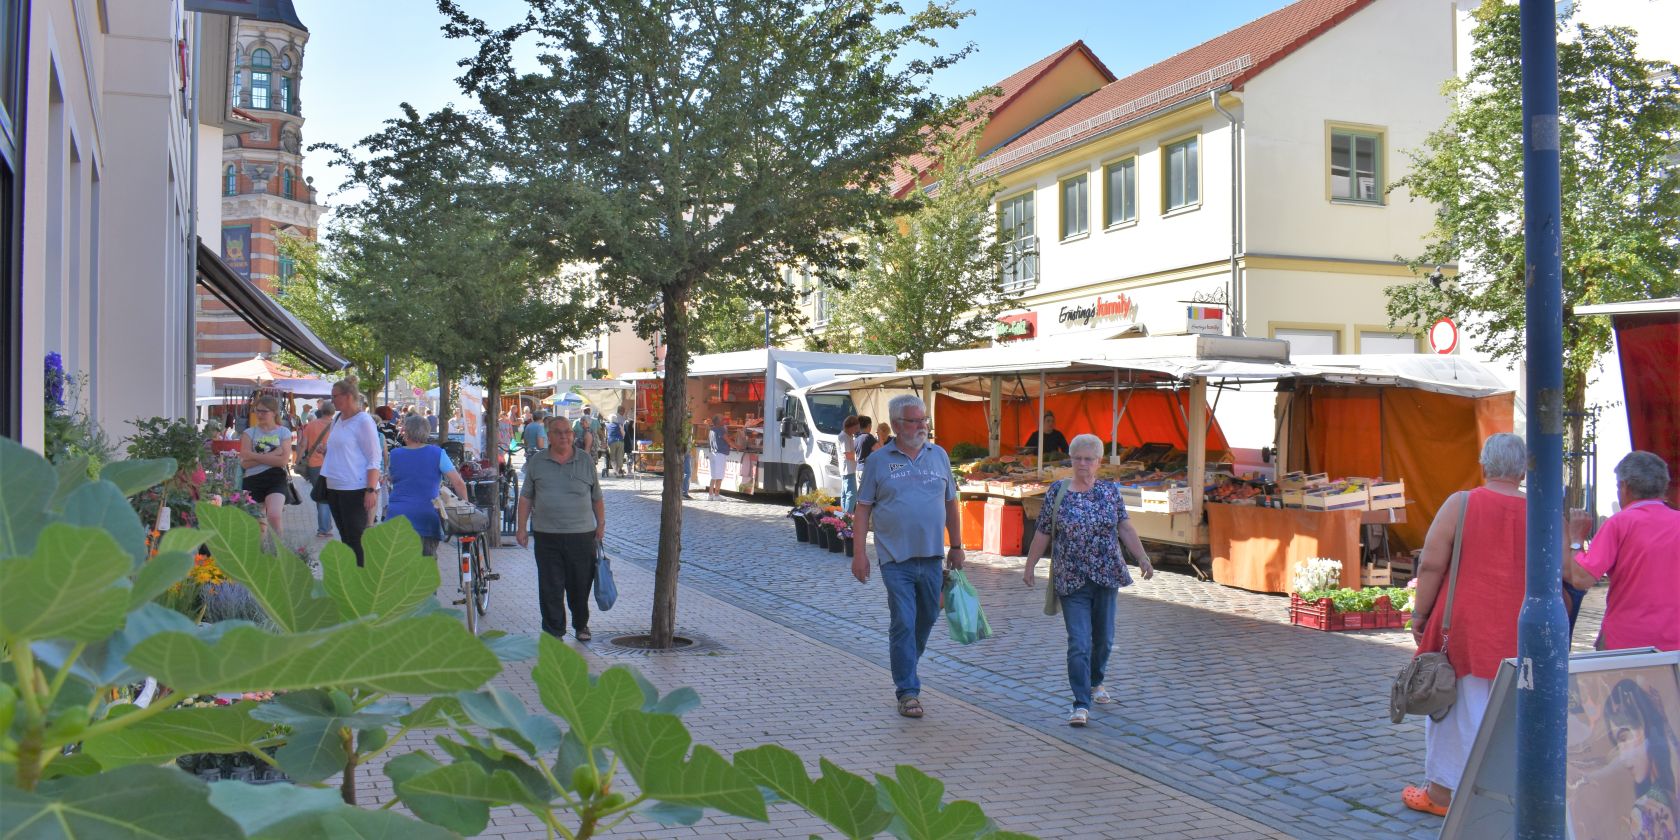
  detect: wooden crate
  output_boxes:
[1361,563,1394,586]
[1367,479,1407,511]
[1280,472,1329,492]
[1303,485,1369,511]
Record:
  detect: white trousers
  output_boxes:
[1423,673,1494,791]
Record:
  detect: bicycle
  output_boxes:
[440,502,496,633]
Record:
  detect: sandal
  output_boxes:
[897,696,924,718]
[1068,707,1089,727]
[1092,685,1114,705]
[1401,785,1449,816]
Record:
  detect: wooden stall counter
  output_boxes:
[1208,504,1362,594]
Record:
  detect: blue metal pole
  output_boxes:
[1516,0,1568,836]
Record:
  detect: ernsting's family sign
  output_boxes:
[1058,292,1140,328]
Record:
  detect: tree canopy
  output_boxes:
[270,235,393,401]
[439,0,974,645]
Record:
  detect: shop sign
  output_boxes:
[994,312,1037,341]
[1186,305,1224,335]
[1057,293,1141,329]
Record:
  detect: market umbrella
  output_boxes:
[204,356,313,385]
[549,392,587,408]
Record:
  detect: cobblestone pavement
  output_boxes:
[281,472,1606,839]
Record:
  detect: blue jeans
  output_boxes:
[1060,581,1117,710]
[841,473,857,513]
[303,467,333,534]
[683,452,693,492]
[881,557,942,699]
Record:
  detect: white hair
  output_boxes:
[1615,451,1670,500]
[887,393,926,422]
[1068,433,1103,459]
[1479,432,1527,481]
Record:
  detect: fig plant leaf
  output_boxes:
[321,521,437,625]
[0,523,132,642]
[736,746,891,840]
[610,709,767,821]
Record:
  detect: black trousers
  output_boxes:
[532,531,597,637]
[325,489,371,566]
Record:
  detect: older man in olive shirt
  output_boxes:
[516,419,605,640]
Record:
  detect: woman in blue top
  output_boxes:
[387,414,470,557]
[1022,433,1155,727]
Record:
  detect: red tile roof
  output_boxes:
[978,0,1378,176]
[892,40,1114,197]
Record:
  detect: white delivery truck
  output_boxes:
[659,349,896,497]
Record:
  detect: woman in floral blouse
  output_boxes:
[1023,433,1154,726]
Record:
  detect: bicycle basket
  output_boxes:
[438,500,488,535]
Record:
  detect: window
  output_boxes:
[282,168,293,199]
[1162,136,1199,212]
[277,254,295,291]
[1059,173,1088,240]
[1103,157,1137,227]
[278,77,291,114]
[1358,330,1417,354]
[1273,327,1340,355]
[0,0,22,439]
[251,48,271,70]
[997,191,1036,291]
[224,165,237,196]
[250,49,271,109]
[1330,128,1382,203]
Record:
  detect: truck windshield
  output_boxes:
[805,394,856,435]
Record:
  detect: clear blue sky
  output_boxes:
[295,0,1305,198]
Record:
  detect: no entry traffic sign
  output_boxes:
[1429,317,1458,354]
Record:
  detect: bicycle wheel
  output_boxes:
[457,536,478,635]
[471,535,491,616]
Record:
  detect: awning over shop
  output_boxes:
[1575,297,1680,507]
[195,239,347,372]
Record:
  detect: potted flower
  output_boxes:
[839,518,855,555]
[787,505,813,542]
[818,514,848,553]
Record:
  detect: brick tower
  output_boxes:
[196,0,324,366]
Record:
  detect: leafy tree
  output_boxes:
[827,128,1016,368]
[320,105,602,536]
[270,235,393,403]
[691,290,793,355]
[1388,1,1680,499]
[440,0,973,647]
[0,437,1032,839]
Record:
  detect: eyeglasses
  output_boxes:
[893,416,929,426]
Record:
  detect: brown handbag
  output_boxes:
[1389,491,1469,724]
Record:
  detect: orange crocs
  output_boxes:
[1402,785,1449,816]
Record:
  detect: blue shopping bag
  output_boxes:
[943,570,991,645]
[594,544,618,611]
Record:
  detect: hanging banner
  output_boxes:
[459,380,485,458]
[221,225,253,280]
[1187,305,1224,335]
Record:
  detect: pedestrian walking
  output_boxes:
[851,394,964,719]
[294,408,335,538]
[238,396,293,549]
[426,409,439,436]
[386,415,470,558]
[839,414,859,512]
[321,376,383,566]
[515,418,605,641]
[606,408,627,477]
[1565,451,1679,652]
[855,415,878,463]
[1402,433,1568,816]
[1021,433,1154,727]
[521,410,548,469]
[706,414,731,501]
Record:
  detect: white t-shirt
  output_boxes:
[322,411,383,491]
[840,428,857,475]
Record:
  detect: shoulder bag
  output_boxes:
[308,416,339,504]
[1389,491,1469,724]
[1042,480,1069,616]
[294,421,330,477]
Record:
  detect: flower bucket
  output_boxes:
[843,536,854,555]
[814,527,830,549]
[828,534,845,553]
[792,516,810,542]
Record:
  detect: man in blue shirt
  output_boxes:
[851,394,965,719]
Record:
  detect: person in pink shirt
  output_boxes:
[1566,451,1679,652]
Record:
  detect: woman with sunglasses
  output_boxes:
[239,395,294,547]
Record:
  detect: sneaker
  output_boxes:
[574,628,592,642]
[1068,707,1088,727]
[1092,685,1114,705]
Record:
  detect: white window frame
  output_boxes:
[997,190,1037,292]
[1162,135,1200,214]
[1103,155,1137,228]
[1059,172,1089,241]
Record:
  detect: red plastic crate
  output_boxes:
[1289,594,1412,632]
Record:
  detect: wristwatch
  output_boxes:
[1569,542,1583,551]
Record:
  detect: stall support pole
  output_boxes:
[1187,379,1208,530]
[1036,372,1046,471]
[988,376,1002,458]
[1110,371,1120,460]
[1516,0,1568,835]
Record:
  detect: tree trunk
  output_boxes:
[652,284,691,649]
[437,362,452,445]
[486,372,503,544]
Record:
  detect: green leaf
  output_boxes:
[128,613,499,694]
[49,456,91,512]
[399,695,466,729]
[33,603,195,687]
[2,764,243,839]
[251,801,456,840]
[393,760,539,835]
[274,720,349,784]
[248,689,404,730]
[196,503,340,633]
[532,634,641,750]
[156,527,205,556]
[433,735,554,807]
[875,765,991,840]
[384,752,482,834]
[0,682,15,738]
[737,746,890,840]
[131,551,193,609]
[0,436,56,559]
[82,702,271,770]
[480,631,536,662]
[640,801,705,826]
[206,780,342,836]
[100,459,178,498]
[0,523,133,642]
[551,730,608,793]
[456,687,562,757]
[62,481,149,566]
[322,519,437,624]
[610,709,767,821]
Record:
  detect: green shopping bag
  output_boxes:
[943,570,992,645]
